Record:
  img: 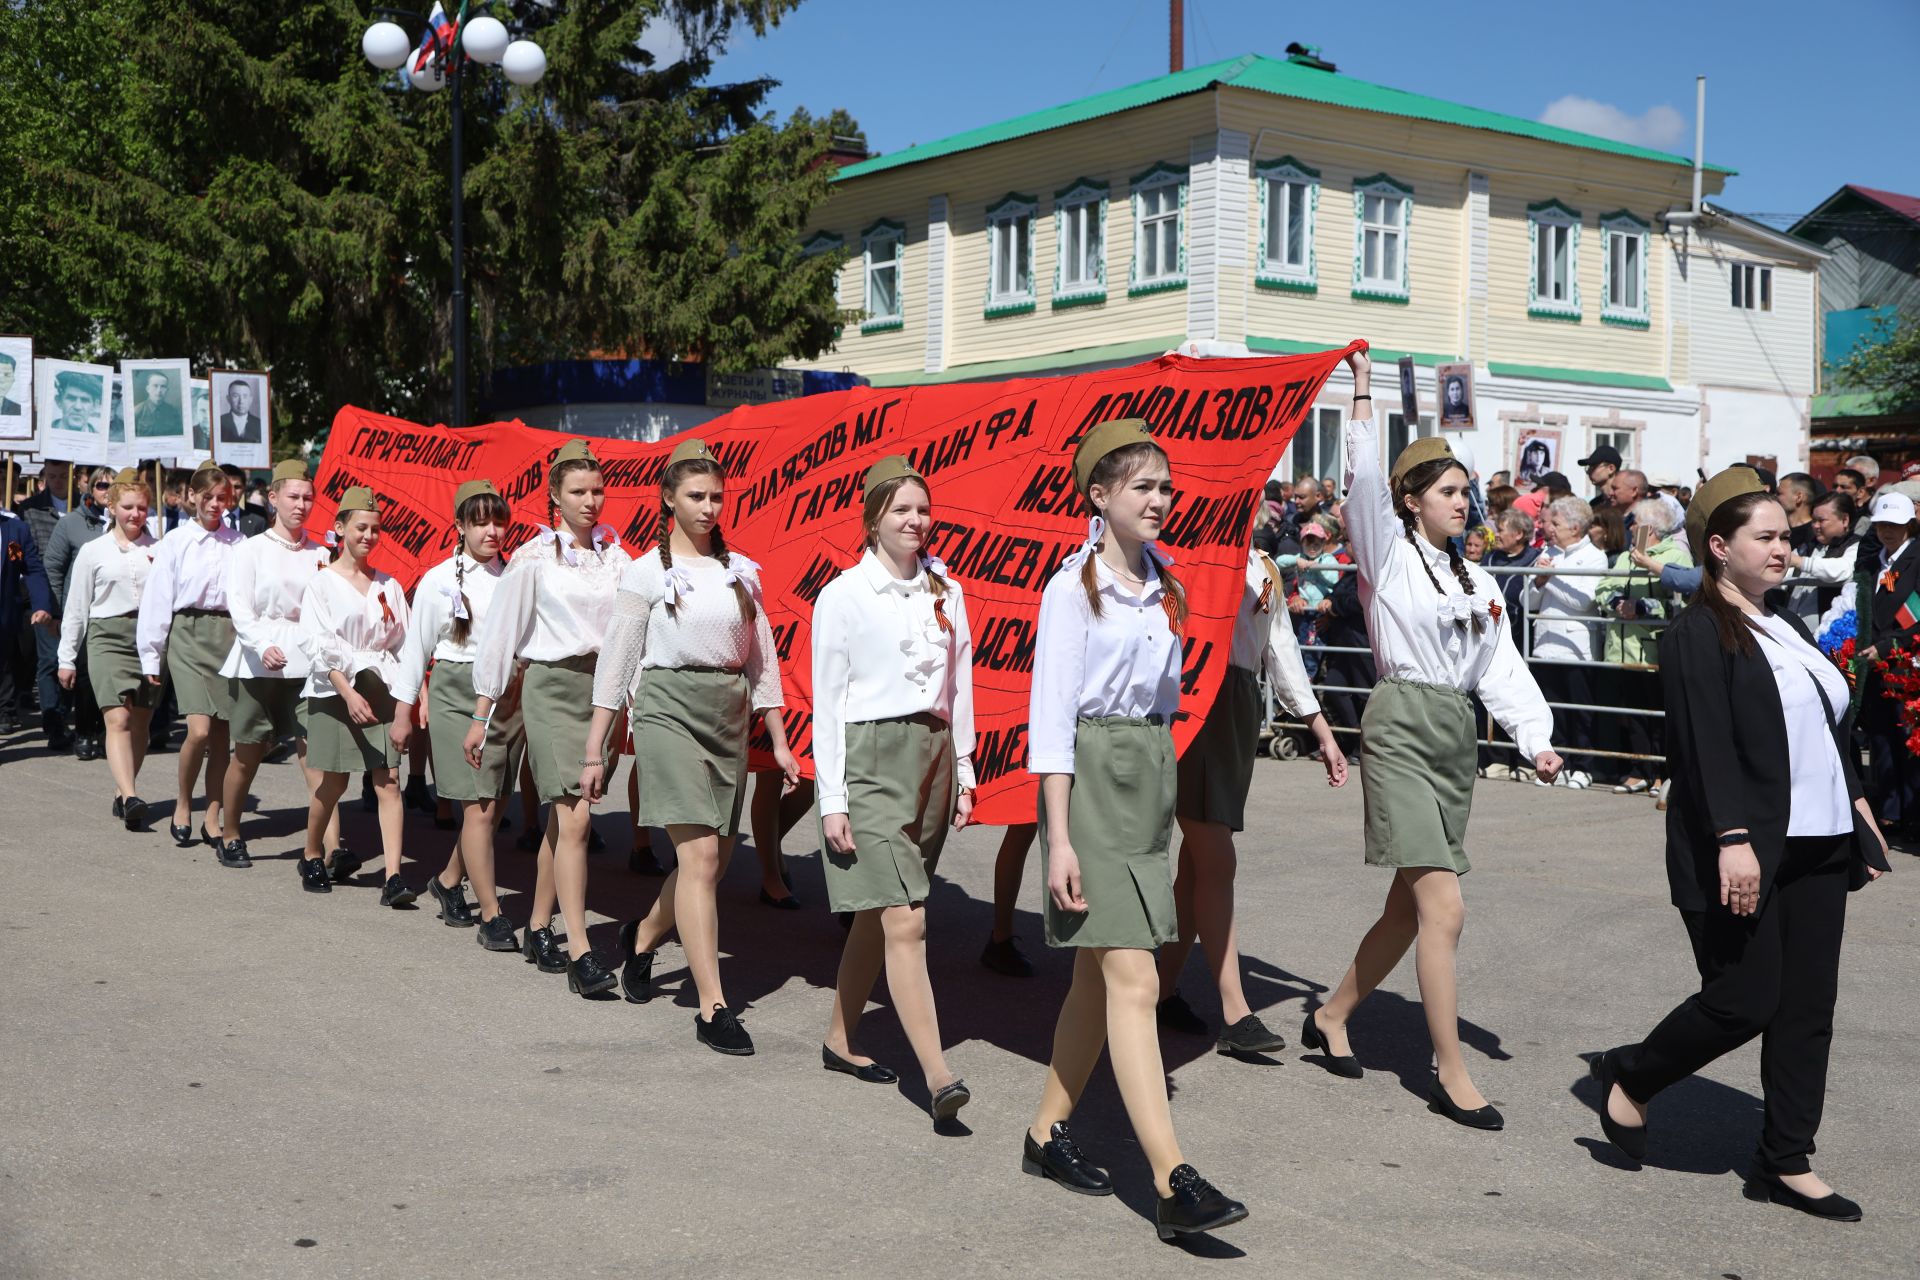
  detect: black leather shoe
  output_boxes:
[567,951,618,996]
[931,1079,971,1123]
[628,844,667,876]
[169,822,197,847]
[328,846,365,884]
[696,1004,754,1056]
[426,876,475,926]
[359,774,376,813]
[1021,1121,1113,1196]
[758,886,802,911]
[1590,1049,1647,1161]
[200,826,220,848]
[1155,1164,1249,1240]
[1217,1013,1286,1057]
[1427,1075,1504,1131]
[76,737,99,762]
[379,875,418,908]
[1156,993,1209,1036]
[298,856,332,893]
[822,1044,898,1083]
[121,795,149,832]
[516,822,543,853]
[1743,1170,1862,1221]
[522,925,568,973]
[110,796,124,820]
[587,826,605,853]
[217,839,254,870]
[475,913,519,952]
[403,775,432,812]
[979,935,1034,977]
[1300,1007,1364,1079]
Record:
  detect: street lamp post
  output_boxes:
[361,7,545,428]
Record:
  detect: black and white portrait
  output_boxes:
[37,359,115,464]
[0,336,33,445]
[120,358,192,452]
[1435,361,1475,430]
[210,369,271,469]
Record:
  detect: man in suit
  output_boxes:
[0,351,23,418]
[220,465,267,535]
[132,370,182,438]
[219,379,263,445]
[1853,490,1920,841]
[0,507,53,736]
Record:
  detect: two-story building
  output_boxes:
[793,50,1821,490]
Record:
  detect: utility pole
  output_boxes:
[1170,0,1183,73]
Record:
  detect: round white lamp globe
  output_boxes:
[501,39,547,86]
[409,59,446,92]
[461,15,510,65]
[362,21,412,71]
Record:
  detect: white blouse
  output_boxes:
[393,550,506,705]
[58,531,157,666]
[811,551,978,817]
[470,528,632,701]
[1527,536,1608,661]
[297,568,412,699]
[591,549,785,713]
[1749,612,1854,837]
[1028,553,1183,776]
[1342,416,1555,761]
[222,529,331,680]
[1234,552,1321,717]
[135,520,246,676]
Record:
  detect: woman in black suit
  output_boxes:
[1591,469,1890,1221]
[1851,490,1920,838]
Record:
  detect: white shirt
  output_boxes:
[591,548,785,714]
[222,529,331,680]
[1749,612,1853,837]
[297,568,412,699]
[811,551,978,816]
[1235,552,1321,717]
[58,531,157,666]
[1789,539,1859,622]
[135,520,246,675]
[471,528,632,701]
[1342,416,1555,761]
[1527,536,1608,660]
[392,551,507,705]
[1028,553,1183,775]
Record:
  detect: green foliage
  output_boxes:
[0,0,856,442]
[1829,308,1920,412]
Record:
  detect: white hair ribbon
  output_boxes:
[440,584,470,621]
[662,564,695,607]
[1059,515,1106,571]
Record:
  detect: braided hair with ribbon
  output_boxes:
[449,487,511,646]
[659,454,754,622]
[1074,440,1188,639]
[860,470,954,633]
[1394,455,1485,635]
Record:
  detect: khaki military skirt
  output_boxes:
[1175,664,1262,832]
[305,669,401,774]
[166,608,234,720]
[1037,715,1178,950]
[230,676,304,745]
[821,713,957,913]
[1359,676,1476,875]
[427,660,526,803]
[521,655,604,804]
[85,614,160,711]
[634,667,750,835]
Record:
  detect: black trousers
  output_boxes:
[1534,661,1595,774]
[1862,680,1920,829]
[1617,834,1850,1176]
[1597,667,1661,782]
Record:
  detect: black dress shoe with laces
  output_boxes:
[979,935,1034,977]
[616,920,655,1002]
[379,875,418,908]
[298,856,332,893]
[217,839,254,870]
[1217,1013,1286,1057]
[475,913,519,952]
[1300,1007,1364,1078]
[328,846,365,884]
[1156,993,1209,1036]
[426,876,475,926]
[403,775,432,812]
[1590,1048,1647,1161]
[821,1044,898,1083]
[120,795,149,832]
[1021,1121,1112,1196]
[1427,1075,1504,1131]
[931,1079,971,1123]
[696,1004,755,1056]
[522,925,568,973]
[567,951,618,996]
[170,822,197,848]
[1155,1164,1249,1240]
[76,737,99,762]
[1743,1169,1863,1221]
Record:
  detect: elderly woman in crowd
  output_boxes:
[1595,497,1691,796]
[1527,496,1607,788]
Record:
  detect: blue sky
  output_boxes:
[690,0,1919,224]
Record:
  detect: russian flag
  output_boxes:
[412,1,460,74]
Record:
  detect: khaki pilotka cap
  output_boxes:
[1072,418,1154,495]
[862,454,925,519]
[112,467,142,486]
[666,437,716,466]
[453,478,500,512]
[1685,466,1766,560]
[1388,436,1458,490]
[552,438,599,466]
[336,486,380,515]
[271,459,310,484]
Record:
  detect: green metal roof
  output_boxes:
[834,53,1733,183]
[1249,336,1459,367]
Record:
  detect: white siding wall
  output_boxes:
[1700,385,1810,474]
[1685,234,1819,396]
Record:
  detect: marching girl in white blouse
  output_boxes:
[583,436,799,1057]
[1021,419,1248,1243]
[394,479,523,952]
[296,487,414,906]
[468,439,632,995]
[136,462,246,853]
[812,455,976,1120]
[1301,349,1561,1132]
[59,469,159,831]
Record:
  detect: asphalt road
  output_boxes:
[1,731,1915,1279]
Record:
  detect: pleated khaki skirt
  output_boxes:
[521,655,602,804]
[86,614,159,710]
[166,608,234,719]
[427,659,526,802]
[305,669,401,774]
[1174,664,1262,832]
[1359,676,1476,875]
[230,676,304,745]
[634,667,750,835]
[1037,715,1178,949]
[820,713,957,913]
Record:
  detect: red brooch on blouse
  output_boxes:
[1488,600,1503,621]
[932,597,953,635]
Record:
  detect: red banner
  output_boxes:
[314,344,1357,825]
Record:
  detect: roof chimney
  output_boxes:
[1284,42,1337,72]
[1170,0,1183,73]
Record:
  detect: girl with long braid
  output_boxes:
[395,480,524,951]
[468,440,631,996]
[1300,349,1561,1131]
[584,437,799,1057]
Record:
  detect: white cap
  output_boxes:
[1870,491,1916,525]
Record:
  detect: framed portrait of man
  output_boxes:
[1435,361,1475,430]
[0,336,33,445]
[121,358,192,454]
[179,377,214,467]
[210,369,271,469]
[37,358,114,464]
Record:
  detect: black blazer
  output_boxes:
[1660,605,1875,912]
[1852,539,1920,654]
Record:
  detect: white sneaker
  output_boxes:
[1534,774,1554,788]
[1566,771,1592,790]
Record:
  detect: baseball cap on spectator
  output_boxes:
[1902,462,1920,481]
[1302,522,1329,540]
[1578,444,1623,470]
[1514,490,1549,520]
[1870,491,1916,526]
[1538,471,1573,494]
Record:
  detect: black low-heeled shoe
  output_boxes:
[199,826,220,848]
[1300,1007,1364,1079]
[475,913,519,952]
[378,875,418,909]
[1426,1075,1504,1131]
[931,1078,971,1123]
[121,795,149,831]
[1589,1049,1647,1161]
[522,925,568,973]
[567,951,618,996]
[821,1044,899,1084]
[615,920,656,1003]
[758,886,803,911]
[298,856,331,893]
[426,876,475,926]
[169,822,197,847]
[328,846,365,884]
[695,1004,754,1055]
[1020,1121,1112,1196]
[217,839,254,870]
[1155,1163,1249,1240]
[628,845,667,876]
[1743,1170,1862,1221]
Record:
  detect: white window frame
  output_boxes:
[1351,174,1413,303]
[860,219,905,333]
[1587,427,1635,470]
[1128,162,1188,296]
[983,193,1037,318]
[801,231,845,308]
[1286,404,1345,485]
[1527,199,1582,320]
[1385,411,1437,464]
[1255,156,1318,292]
[1731,261,1773,312]
[1599,211,1651,328]
[1053,178,1108,308]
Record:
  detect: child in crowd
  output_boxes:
[1277,523,1339,677]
